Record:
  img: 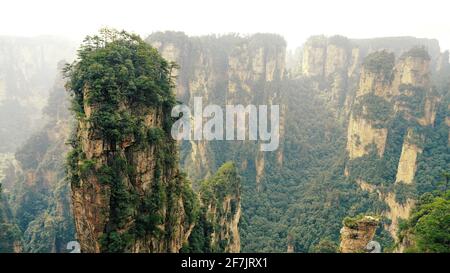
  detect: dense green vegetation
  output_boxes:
[183,162,240,253]
[166,37,448,252]
[62,31,449,253]
[396,84,427,117]
[311,238,338,253]
[64,29,241,253]
[0,188,22,252]
[346,113,411,187]
[64,29,176,144]
[399,190,450,252]
[200,78,391,252]
[362,51,395,81]
[0,72,75,253]
[353,94,393,127]
[199,162,240,205]
[400,47,431,61]
[65,29,194,252]
[2,30,448,253]
[415,90,450,195]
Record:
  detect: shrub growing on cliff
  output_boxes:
[64,29,193,252]
[400,47,431,61]
[182,162,240,253]
[328,35,351,48]
[64,28,176,145]
[362,51,395,81]
[396,84,427,118]
[200,162,240,203]
[352,94,393,127]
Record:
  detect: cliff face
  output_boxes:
[346,47,433,161]
[66,31,241,253]
[1,31,445,253]
[148,32,285,103]
[395,129,423,184]
[68,33,195,252]
[344,47,441,242]
[200,162,241,253]
[346,117,389,159]
[339,216,380,253]
[147,32,286,184]
[70,101,194,252]
[301,36,356,110]
[391,50,435,189]
[298,36,443,115]
[301,37,326,77]
[147,33,449,252]
[203,163,241,253]
[302,36,355,78]
[346,51,394,160]
[301,36,443,78]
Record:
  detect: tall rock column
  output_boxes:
[65,30,197,253]
[199,162,241,253]
[339,216,380,253]
[346,51,395,162]
[345,48,439,243]
[394,48,434,185]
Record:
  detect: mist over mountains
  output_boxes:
[0,30,448,253]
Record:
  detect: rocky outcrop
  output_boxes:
[300,36,356,110]
[346,48,435,163]
[301,36,327,77]
[392,49,434,187]
[345,47,441,245]
[346,51,394,160]
[65,32,198,253]
[346,117,388,159]
[147,32,286,184]
[356,179,415,241]
[228,36,285,93]
[148,32,285,104]
[394,49,437,126]
[302,36,354,78]
[339,216,380,253]
[393,53,430,88]
[383,193,415,240]
[298,35,444,115]
[199,162,241,253]
[395,129,423,184]
[66,31,241,253]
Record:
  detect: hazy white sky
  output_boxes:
[1,0,450,50]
